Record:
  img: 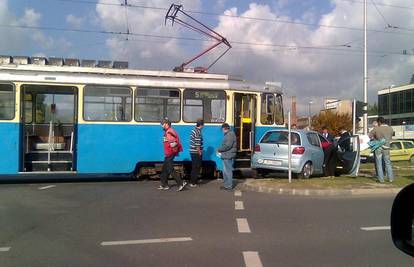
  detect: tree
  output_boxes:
[312,110,353,137]
[367,103,378,116]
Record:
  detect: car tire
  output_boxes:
[298,162,313,179]
[252,169,268,179]
[410,156,414,163]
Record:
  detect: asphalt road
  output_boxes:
[0,178,412,267]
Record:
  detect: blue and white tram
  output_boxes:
[0,56,284,177]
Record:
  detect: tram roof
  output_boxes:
[0,57,282,94]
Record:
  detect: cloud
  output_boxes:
[0,0,73,58]
[95,0,202,69]
[210,1,414,115]
[66,14,85,29]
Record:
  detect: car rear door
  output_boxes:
[336,134,360,175]
[305,132,324,173]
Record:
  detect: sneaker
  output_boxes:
[220,186,233,191]
[177,181,187,191]
[189,183,197,188]
[157,185,170,190]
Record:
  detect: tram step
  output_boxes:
[25,151,73,161]
[234,159,251,168]
[26,161,73,172]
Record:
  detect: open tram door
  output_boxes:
[20,85,77,173]
[234,93,256,168]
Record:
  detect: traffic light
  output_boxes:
[355,101,368,118]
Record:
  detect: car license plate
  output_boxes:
[263,159,282,166]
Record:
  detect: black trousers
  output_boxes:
[190,153,201,184]
[323,145,337,176]
[160,156,183,187]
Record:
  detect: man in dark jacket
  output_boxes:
[217,123,237,190]
[321,126,334,143]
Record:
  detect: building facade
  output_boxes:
[378,83,414,126]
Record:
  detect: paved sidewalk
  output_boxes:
[240,178,403,196]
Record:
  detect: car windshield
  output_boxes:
[261,131,301,145]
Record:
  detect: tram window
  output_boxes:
[24,93,33,123]
[84,86,132,122]
[0,84,15,120]
[275,94,284,125]
[183,89,226,123]
[35,94,75,123]
[135,88,180,122]
[261,94,275,125]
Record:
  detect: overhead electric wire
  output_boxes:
[1,22,413,57]
[30,0,414,36]
[339,0,414,10]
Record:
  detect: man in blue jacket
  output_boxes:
[217,123,237,190]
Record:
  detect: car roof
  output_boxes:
[264,129,319,135]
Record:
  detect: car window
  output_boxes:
[307,133,320,147]
[261,131,301,145]
[403,142,414,149]
[390,142,402,150]
[318,134,329,144]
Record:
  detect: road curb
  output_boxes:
[240,180,403,196]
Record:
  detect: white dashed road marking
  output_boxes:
[237,218,251,233]
[0,247,11,252]
[100,237,193,246]
[361,226,390,231]
[235,190,242,197]
[235,201,244,210]
[38,185,56,190]
[243,251,263,267]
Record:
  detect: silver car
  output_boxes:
[251,129,360,178]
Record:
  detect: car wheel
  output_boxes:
[298,162,313,179]
[410,156,414,163]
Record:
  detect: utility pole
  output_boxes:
[308,100,313,129]
[363,0,368,135]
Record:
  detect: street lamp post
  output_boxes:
[388,85,394,126]
[308,100,314,129]
[402,121,406,139]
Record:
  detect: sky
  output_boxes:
[1,0,414,115]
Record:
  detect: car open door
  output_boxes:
[336,135,360,176]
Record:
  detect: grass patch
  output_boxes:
[251,169,414,190]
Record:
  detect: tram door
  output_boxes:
[21,85,77,172]
[234,93,256,154]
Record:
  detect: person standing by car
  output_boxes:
[321,137,337,178]
[217,123,237,190]
[321,126,334,143]
[158,119,187,191]
[189,119,204,187]
[369,117,394,183]
[338,128,351,151]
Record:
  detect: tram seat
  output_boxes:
[34,136,66,150]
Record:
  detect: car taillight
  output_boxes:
[254,144,261,152]
[292,146,305,154]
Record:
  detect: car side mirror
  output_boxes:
[391,183,414,257]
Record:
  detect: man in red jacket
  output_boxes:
[158,119,187,191]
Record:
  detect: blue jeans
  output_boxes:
[375,148,394,182]
[222,159,234,189]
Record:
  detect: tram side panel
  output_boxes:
[0,122,20,174]
[76,123,223,174]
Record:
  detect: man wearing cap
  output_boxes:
[159,119,187,191]
[217,123,237,190]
